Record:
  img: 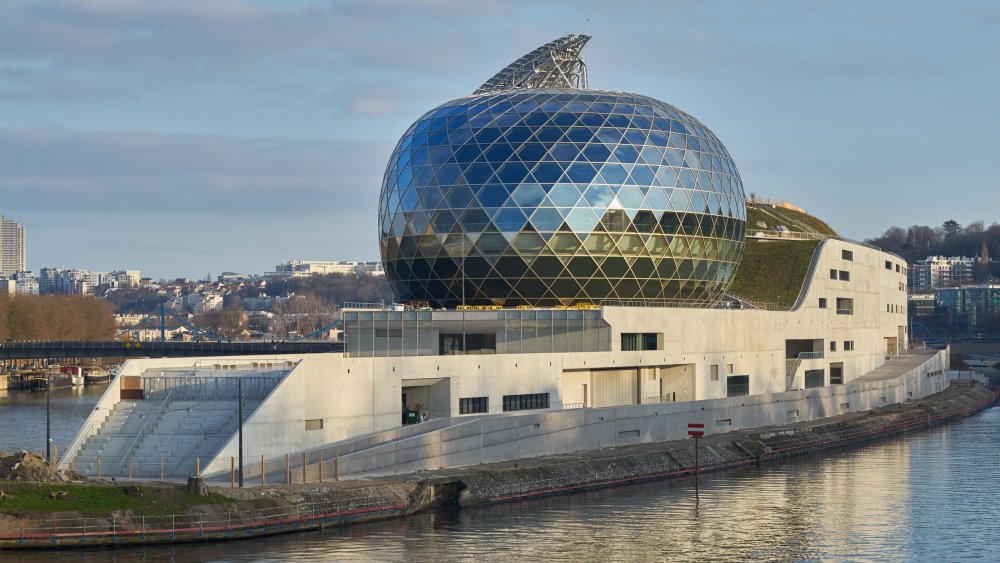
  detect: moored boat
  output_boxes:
[84,368,112,385]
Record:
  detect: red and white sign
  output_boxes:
[687,423,705,438]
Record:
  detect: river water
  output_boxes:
[2,382,1000,561]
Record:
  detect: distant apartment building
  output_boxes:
[271,260,384,278]
[908,256,983,292]
[0,214,26,277]
[37,267,142,295]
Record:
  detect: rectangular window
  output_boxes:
[830,341,837,352]
[460,396,489,414]
[710,364,719,381]
[838,270,850,281]
[844,341,855,351]
[842,249,854,261]
[819,297,827,308]
[622,332,661,351]
[885,260,892,270]
[896,264,901,273]
[726,375,749,397]
[502,393,550,412]
[830,269,838,279]
[304,419,324,431]
[804,369,825,388]
[836,297,854,315]
[726,363,734,375]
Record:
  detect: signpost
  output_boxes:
[688,423,704,476]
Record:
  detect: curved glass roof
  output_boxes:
[474,34,590,95]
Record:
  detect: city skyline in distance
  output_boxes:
[1,1,998,279]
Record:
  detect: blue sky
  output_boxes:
[0,0,997,279]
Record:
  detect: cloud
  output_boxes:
[0,125,392,217]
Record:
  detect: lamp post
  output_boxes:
[46,375,51,464]
[237,377,244,488]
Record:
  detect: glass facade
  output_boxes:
[342,308,610,358]
[379,88,746,308]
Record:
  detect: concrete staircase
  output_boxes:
[72,396,262,479]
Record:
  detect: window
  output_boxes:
[842,249,854,261]
[885,260,892,270]
[503,393,550,412]
[726,375,749,397]
[836,297,853,315]
[304,419,324,430]
[804,369,825,388]
[460,396,489,414]
[896,264,901,273]
[844,341,855,351]
[819,297,827,308]
[830,269,838,279]
[710,364,719,381]
[726,363,734,375]
[622,332,660,351]
[838,270,850,281]
[830,341,837,352]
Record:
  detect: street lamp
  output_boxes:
[46,375,51,464]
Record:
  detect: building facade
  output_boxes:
[908,255,982,292]
[0,214,25,276]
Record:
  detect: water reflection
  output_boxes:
[0,396,997,561]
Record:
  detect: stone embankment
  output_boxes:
[1,381,996,549]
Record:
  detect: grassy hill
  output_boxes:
[728,203,838,309]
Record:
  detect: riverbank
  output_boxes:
[1,380,995,549]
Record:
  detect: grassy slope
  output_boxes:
[728,240,821,308]
[746,205,838,237]
[0,483,231,515]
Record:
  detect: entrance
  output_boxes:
[401,377,451,423]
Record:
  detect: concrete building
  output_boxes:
[0,214,25,277]
[272,260,384,278]
[61,35,942,483]
[908,256,982,292]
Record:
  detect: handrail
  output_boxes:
[116,389,174,471]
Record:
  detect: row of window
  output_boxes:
[460,393,554,413]
[818,297,854,314]
[887,303,904,314]
[829,269,850,281]
[621,332,660,351]
[884,260,904,274]
[829,340,855,352]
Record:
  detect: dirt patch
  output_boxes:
[0,451,83,483]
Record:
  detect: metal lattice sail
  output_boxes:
[473,34,590,95]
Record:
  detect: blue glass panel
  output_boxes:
[579,113,604,127]
[505,126,532,143]
[630,165,655,186]
[618,186,644,208]
[664,149,684,167]
[453,144,481,163]
[566,162,598,183]
[435,164,462,186]
[583,185,614,207]
[678,169,696,189]
[529,208,564,232]
[445,185,475,208]
[553,113,576,127]
[582,143,611,162]
[432,210,457,232]
[476,183,508,207]
[397,167,413,190]
[596,128,622,145]
[532,162,563,184]
[510,183,545,207]
[419,185,444,209]
[607,114,630,128]
[648,130,667,146]
[460,209,491,231]
[473,127,502,145]
[484,142,514,163]
[599,163,628,185]
[632,116,651,129]
[535,126,562,143]
[645,187,668,209]
[412,166,434,186]
[523,111,548,127]
[516,142,547,162]
[548,184,582,207]
[493,207,528,232]
[400,189,419,213]
[566,127,595,143]
[565,207,600,234]
[551,143,579,161]
[497,161,530,184]
[463,163,493,185]
[624,130,646,145]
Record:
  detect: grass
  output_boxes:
[728,239,820,308]
[747,205,838,237]
[0,482,231,516]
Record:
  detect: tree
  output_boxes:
[195,299,247,340]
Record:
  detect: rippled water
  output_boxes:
[2,389,1000,561]
[0,384,109,454]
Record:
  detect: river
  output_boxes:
[2,379,1000,561]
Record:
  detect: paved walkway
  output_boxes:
[853,350,941,382]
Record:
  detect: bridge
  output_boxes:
[0,340,343,360]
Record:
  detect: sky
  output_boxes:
[0,0,998,280]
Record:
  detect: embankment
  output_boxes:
[1,381,995,549]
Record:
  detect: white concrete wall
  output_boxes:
[334,350,949,478]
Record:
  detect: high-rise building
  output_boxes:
[0,214,26,276]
